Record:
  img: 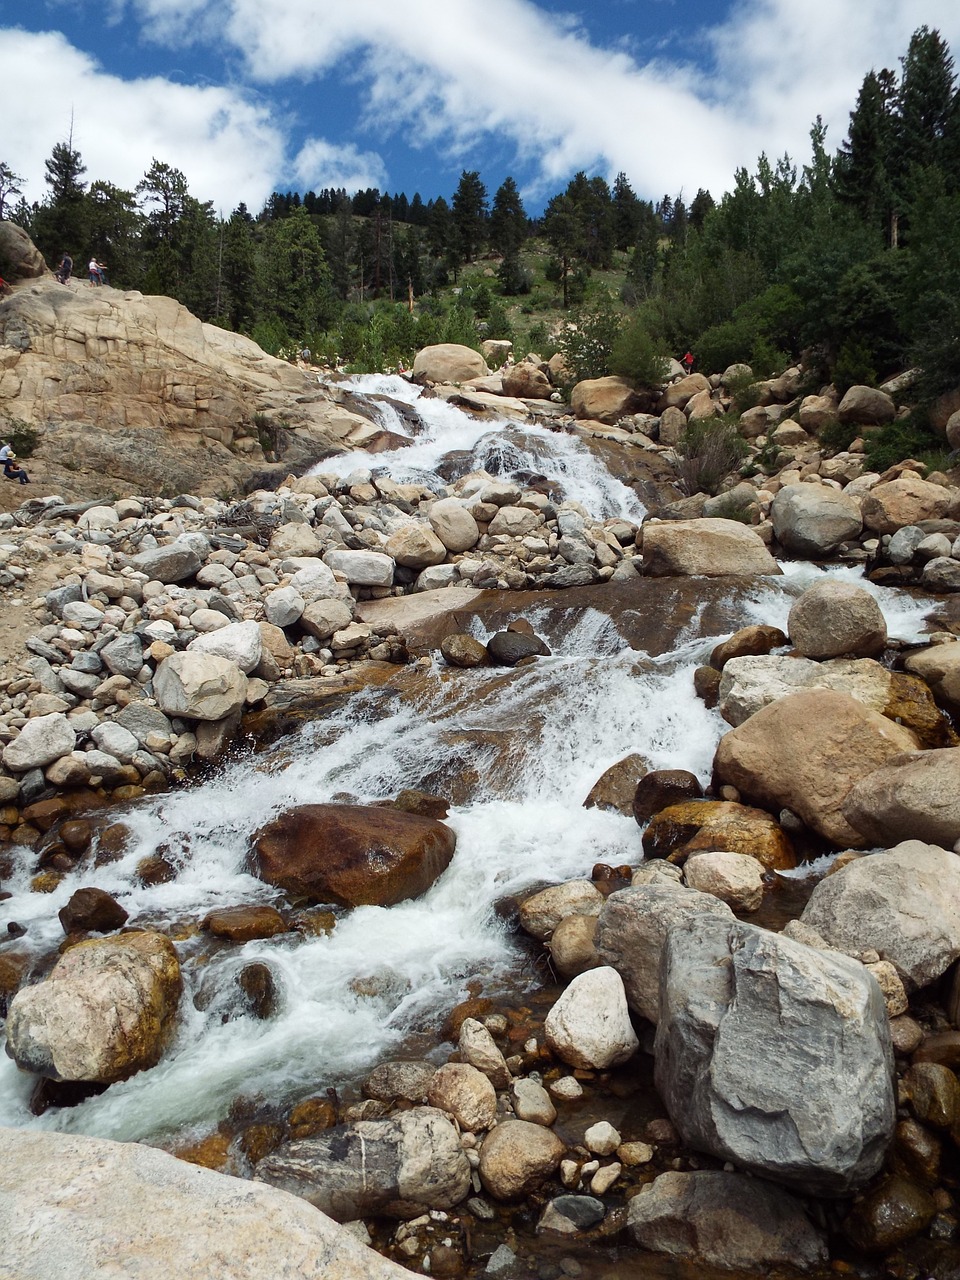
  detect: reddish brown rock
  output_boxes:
[58,887,129,935]
[252,804,456,907]
[633,770,703,824]
[642,799,795,871]
[201,904,288,942]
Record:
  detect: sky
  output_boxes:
[2,0,960,218]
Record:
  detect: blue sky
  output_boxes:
[3,0,960,217]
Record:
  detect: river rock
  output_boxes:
[385,524,447,569]
[518,880,604,941]
[511,1078,557,1126]
[2,712,77,772]
[478,1120,566,1201]
[770,483,864,557]
[58,887,129,935]
[0,1127,413,1280]
[904,642,960,715]
[5,931,181,1083]
[642,799,795,870]
[502,363,552,399]
[583,753,648,814]
[363,1061,436,1104]
[655,916,895,1194]
[428,1063,497,1131]
[787,580,887,659]
[547,913,600,979]
[801,840,960,990]
[255,1107,471,1221]
[861,475,954,534]
[413,344,489,384]
[100,633,145,679]
[712,688,919,846]
[683,851,764,912]
[201,904,287,942]
[627,1171,828,1271]
[300,598,355,642]
[658,373,711,411]
[544,966,639,1069]
[487,629,549,664]
[323,549,395,586]
[842,748,960,847]
[571,376,644,423]
[439,633,488,667]
[188,620,263,674]
[428,498,481,553]
[710,624,787,670]
[458,1018,511,1088]
[264,585,306,627]
[632,770,703,822]
[843,1174,937,1254]
[131,542,202,583]
[594,882,733,1023]
[252,803,456,907]
[154,651,248,721]
[641,519,781,577]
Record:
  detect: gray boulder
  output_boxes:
[787,579,887,659]
[2,712,76,772]
[628,1171,828,1271]
[131,542,202,583]
[842,748,960,848]
[100,633,145,679]
[153,652,247,721]
[770,484,863,557]
[255,1107,470,1221]
[801,840,960,990]
[654,916,895,1195]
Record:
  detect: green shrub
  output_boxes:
[675,417,750,496]
[724,369,762,413]
[832,339,877,397]
[708,491,758,524]
[609,317,670,386]
[558,303,622,381]
[817,418,860,455]
[863,411,945,473]
[0,419,40,458]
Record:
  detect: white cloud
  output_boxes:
[0,27,285,213]
[292,138,388,193]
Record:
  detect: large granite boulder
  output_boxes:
[571,376,643,424]
[384,524,447,569]
[502,363,552,399]
[770,484,863,557]
[478,1120,565,1200]
[188,619,263,674]
[2,711,76,772]
[0,220,47,279]
[787,580,887,660]
[837,385,896,425]
[641,518,781,577]
[904,643,960,716]
[641,798,795,871]
[5,931,181,1083]
[628,1170,828,1271]
[0,1128,413,1280]
[842,748,960,848]
[427,498,480,553]
[153,652,248,721]
[412,344,488,383]
[861,475,954,534]
[252,804,456,907]
[131,542,202,584]
[255,1108,471,1221]
[593,882,733,1023]
[657,373,711,411]
[801,841,960,990]
[655,917,895,1195]
[712,689,919,846]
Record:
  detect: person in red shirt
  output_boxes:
[681,351,695,374]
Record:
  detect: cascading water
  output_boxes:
[0,379,940,1155]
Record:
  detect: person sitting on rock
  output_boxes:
[0,443,30,485]
[55,253,73,284]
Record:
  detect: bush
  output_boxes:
[724,369,762,413]
[832,339,877,397]
[863,412,951,473]
[817,418,860,455]
[558,303,622,381]
[675,417,750,496]
[609,317,670,386]
[0,419,40,458]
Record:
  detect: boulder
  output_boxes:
[269,523,324,560]
[458,1018,511,1089]
[58,887,129,935]
[837,385,896,425]
[486,629,549,665]
[384,524,448,570]
[593,882,733,1023]
[0,220,47,279]
[201,904,288,942]
[518,880,604,941]
[770,484,863,557]
[153,652,248,721]
[583,753,648,814]
[323,549,395,587]
[100,633,145,679]
[2,712,76,772]
[628,1171,828,1271]
[798,393,838,432]
[947,409,960,452]
[655,916,895,1195]
[904,643,960,715]
[428,498,480,553]
[413,344,488,383]
[427,1063,497,1131]
[632,770,703,822]
[543,966,639,1069]
[363,1061,436,1104]
[300,598,354,643]
[546,914,600,979]
[571,377,643,424]
[801,840,960,990]
[478,1120,565,1201]
[252,804,456,907]
[264,586,306,627]
[0,1127,413,1280]
[713,689,919,846]
[683,851,764,912]
[487,505,541,537]
[511,1078,557,1126]
[657,373,711,412]
[6,931,181,1083]
[188,620,263,674]
[130,543,202,584]
[787,580,887,660]
[861,475,953,534]
[710,624,787,671]
[439,633,488,668]
[842,748,960,848]
[255,1108,471,1221]
[642,799,795,871]
[641,519,781,577]
[502,364,552,399]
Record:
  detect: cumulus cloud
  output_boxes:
[291,138,388,193]
[0,27,285,211]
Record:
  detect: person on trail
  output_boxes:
[0,443,30,485]
[681,351,695,375]
[88,258,107,285]
[55,253,73,284]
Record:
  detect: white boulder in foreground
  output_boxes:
[0,1127,411,1280]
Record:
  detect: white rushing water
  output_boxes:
[0,381,943,1143]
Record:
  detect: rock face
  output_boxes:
[771,484,864,557]
[713,689,919,846]
[6,931,181,1083]
[842,748,960,848]
[594,882,733,1023]
[412,344,489,383]
[627,1171,828,1272]
[543,966,639,1069]
[801,841,960,990]
[641,519,781,577]
[252,803,456,907]
[655,917,895,1195]
[787,580,887,659]
[0,1127,413,1280]
[0,220,47,279]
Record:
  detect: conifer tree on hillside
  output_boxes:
[836,69,897,235]
[451,170,488,269]
[32,140,89,261]
[489,177,527,259]
[0,163,23,221]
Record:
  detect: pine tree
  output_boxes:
[612,172,642,251]
[32,139,89,260]
[489,177,527,258]
[543,192,585,308]
[836,69,897,232]
[0,163,23,220]
[451,170,488,267]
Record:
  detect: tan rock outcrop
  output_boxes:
[502,362,552,399]
[860,475,954,533]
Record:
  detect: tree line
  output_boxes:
[1,25,959,430]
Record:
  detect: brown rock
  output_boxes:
[571,377,643,424]
[843,1175,937,1253]
[912,1031,960,1071]
[502,364,552,399]
[252,804,456,907]
[713,689,919,846]
[693,665,722,708]
[392,789,450,819]
[58,887,129,935]
[633,770,703,824]
[583,753,648,815]
[0,221,48,279]
[642,799,794,871]
[236,962,277,1019]
[842,748,960,848]
[710,625,788,671]
[641,519,781,577]
[478,1119,565,1200]
[440,634,488,668]
[890,1119,942,1187]
[788,581,887,660]
[861,475,953,534]
[903,1062,960,1131]
[288,1097,338,1139]
[201,904,288,942]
